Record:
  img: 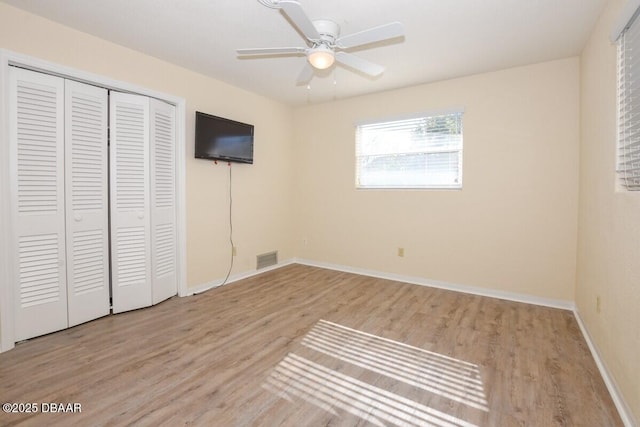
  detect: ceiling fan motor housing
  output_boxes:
[312,19,340,45]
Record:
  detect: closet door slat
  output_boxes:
[110,92,152,313]
[65,80,110,326]
[150,99,177,304]
[10,67,68,340]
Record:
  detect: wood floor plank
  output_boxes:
[0,264,623,426]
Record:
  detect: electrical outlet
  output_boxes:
[232,246,237,257]
[397,247,404,257]
[596,296,601,314]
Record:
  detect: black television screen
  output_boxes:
[195,112,254,164]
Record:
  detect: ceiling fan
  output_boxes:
[236,0,405,85]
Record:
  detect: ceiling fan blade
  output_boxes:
[279,0,321,41]
[336,22,404,49]
[335,52,384,77]
[296,63,314,86]
[237,47,306,56]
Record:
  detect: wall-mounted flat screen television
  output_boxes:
[195,111,254,164]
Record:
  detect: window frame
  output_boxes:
[615,5,640,191]
[354,109,464,190]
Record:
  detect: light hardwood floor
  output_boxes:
[0,264,623,426]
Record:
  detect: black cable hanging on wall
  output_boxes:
[220,162,234,286]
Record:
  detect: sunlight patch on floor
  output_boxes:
[263,319,487,426]
[264,353,479,427]
[302,319,488,411]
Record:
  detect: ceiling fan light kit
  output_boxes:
[308,45,334,69]
[237,0,405,85]
[308,19,339,70]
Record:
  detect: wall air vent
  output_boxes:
[256,251,278,270]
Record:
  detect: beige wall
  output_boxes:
[0,2,296,289]
[292,58,580,302]
[578,0,640,422]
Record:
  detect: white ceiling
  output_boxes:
[2,0,607,106]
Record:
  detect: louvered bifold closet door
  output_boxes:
[110,92,152,313]
[65,81,110,326]
[9,67,68,340]
[150,99,177,304]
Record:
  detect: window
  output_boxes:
[355,110,463,189]
[616,7,640,190]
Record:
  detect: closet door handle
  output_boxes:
[137,211,144,219]
[74,213,83,222]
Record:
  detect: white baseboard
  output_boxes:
[573,310,637,427]
[292,258,575,310]
[185,258,296,296]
